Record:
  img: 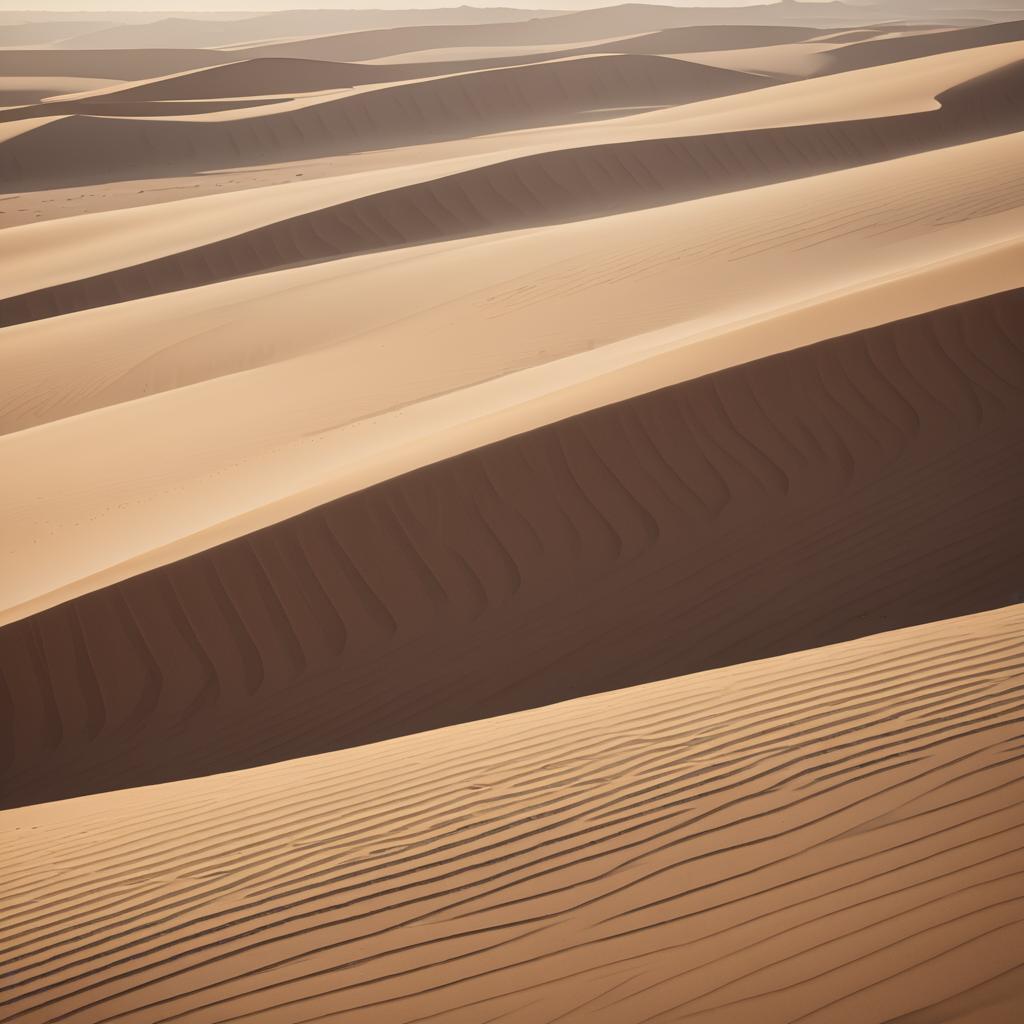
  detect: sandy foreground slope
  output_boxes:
[2,605,1023,1023]
[2,282,1022,807]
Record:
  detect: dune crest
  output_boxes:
[2,8,1023,1021]
[2,286,1022,807]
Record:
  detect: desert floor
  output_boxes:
[1,3,1023,1021]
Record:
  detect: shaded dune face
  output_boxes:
[0,48,231,81]
[70,57,420,102]
[0,56,765,191]
[3,606,1022,1024]
[818,16,1024,74]
[2,288,1023,809]
[3,58,1022,329]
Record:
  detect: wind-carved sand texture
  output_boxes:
[2,287,1024,807]
[2,607,1024,1022]
[1,4,1023,1022]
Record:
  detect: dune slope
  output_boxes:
[818,16,1024,74]
[2,604,1023,1022]
[3,52,1022,328]
[0,55,767,190]
[1,287,1022,808]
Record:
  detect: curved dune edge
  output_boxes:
[4,37,1019,201]
[4,49,1023,329]
[0,54,767,190]
[1,39,1019,304]
[1,129,1022,631]
[1,284,1022,807]
[2,604,1023,1022]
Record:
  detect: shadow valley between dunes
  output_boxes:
[2,53,1022,330]
[3,604,1023,1022]
[2,287,1022,809]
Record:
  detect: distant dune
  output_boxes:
[0,47,231,81]
[817,15,1024,72]
[4,604,1023,1021]
[0,75,117,105]
[73,57,419,102]
[0,55,769,190]
[235,6,830,63]
[52,6,561,51]
[3,49,1022,326]
[2,287,1022,807]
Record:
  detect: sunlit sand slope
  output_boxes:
[3,51,1020,327]
[2,604,1023,1022]
[1,287,1022,808]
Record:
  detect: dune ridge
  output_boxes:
[2,286,1022,808]
[1,126,1021,634]
[818,15,1024,73]
[3,51,1022,328]
[2,8,1024,1021]
[0,54,769,191]
[50,5,562,51]
[2,604,1023,1022]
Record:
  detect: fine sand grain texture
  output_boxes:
[2,6,1024,1020]
[1,125,1022,630]
[2,606,1023,1023]
[2,286,1022,807]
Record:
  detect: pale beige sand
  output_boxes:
[1,283,1021,806]
[0,75,118,105]
[3,41,1021,329]
[1,37,1017,229]
[0,54,771,191]
[2,16,1023,1018]
[1,126,1021,630]
[2,605,1023,1022]
[680,41,841,78]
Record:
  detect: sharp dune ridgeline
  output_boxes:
[3,44,1023,326]
[1,3,1023,1022]
[3,286,1024,805]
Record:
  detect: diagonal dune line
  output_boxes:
[1,605,1022,1022]
[1,281,1022,806]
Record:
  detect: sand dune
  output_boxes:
[1,127,1021,638]
[67,26,822,100]
[2,7,1023,1019]
[3,604,1023,1020]
[234,6,828,63]
[0,48,232,81]
[4,46,1022,328]
[357,24,826,69]
[70,57,416,103]
[2,283,1022,807]
[0,76,117,106]
[2,35,1012,233]
[818,16,1024,72]
[0,55,768,190]
[0,19,116,46]
[52,7,562,51]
